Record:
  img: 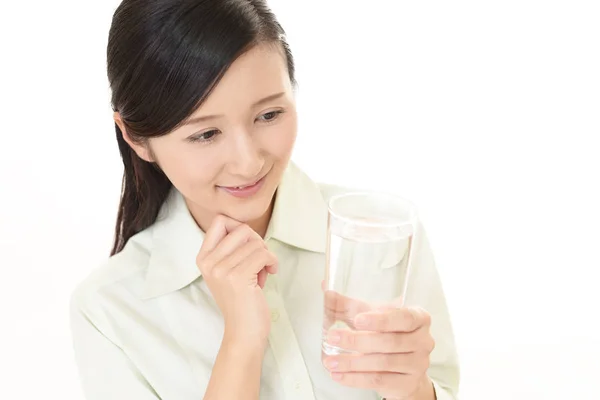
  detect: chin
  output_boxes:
[222,191,275,223]
[213,166,281,224]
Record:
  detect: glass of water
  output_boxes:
[321,192,418,357]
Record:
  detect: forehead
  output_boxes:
[197,44,292,113]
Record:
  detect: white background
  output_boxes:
[1,1,599,399]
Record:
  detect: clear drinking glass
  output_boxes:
[321,192,418,357]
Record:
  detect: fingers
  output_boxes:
[240,246,278,277]
[325,327,433,354]
[257,268,268,289]
[201,230,277,288]
[200,215,243,255]
[264,262,278,274]
[202,224,264,268]
[209,238,278,279]
[323,291,372,313]
[354,306,431,333]
[216,239,265,272]
[324,352,430,375]
[197,216,269,277]
[323,290,373,329]
[329,371,413,391]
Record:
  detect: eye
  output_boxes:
[257,110,284,123]
[188,129,220,143]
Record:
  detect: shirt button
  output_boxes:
[294,382,301,390]
[271,310,280,322]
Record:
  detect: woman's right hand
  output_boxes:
[196,215,278,348]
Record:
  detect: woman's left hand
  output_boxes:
[323,293,436,400]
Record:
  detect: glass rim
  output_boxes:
[327,191,418,228]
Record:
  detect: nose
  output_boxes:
[227,129,264,178]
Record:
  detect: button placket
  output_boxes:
[270,310,280,322]
[265,280,316,399]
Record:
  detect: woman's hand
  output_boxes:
[323,291,436,400]
[196,215,278,348]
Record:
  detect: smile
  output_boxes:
[217,175,267,198]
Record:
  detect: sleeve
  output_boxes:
[69,293,160,400]
[405,221,461,399]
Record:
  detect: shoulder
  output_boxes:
[70,229,154,320]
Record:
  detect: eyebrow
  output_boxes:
[182,92,286,126]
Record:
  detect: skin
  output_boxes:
[117,43,436,400]
[323,291,436,399]
[118,44,298,237]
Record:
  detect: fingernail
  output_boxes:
[331,372,343,381]
[328,332,341,344]
[324,358,339,370]
[355,315,369,328]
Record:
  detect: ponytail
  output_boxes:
[111,123,172,256]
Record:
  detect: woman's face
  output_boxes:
[125,44,297,229]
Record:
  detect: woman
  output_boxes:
[69,1,460,399]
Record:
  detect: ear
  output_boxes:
[114,112,154,163]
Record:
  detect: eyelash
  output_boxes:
[187,109,285,144]
[257,110,284,123]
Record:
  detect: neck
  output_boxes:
[244,201,273,238]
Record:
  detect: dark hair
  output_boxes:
[107,0,296,255]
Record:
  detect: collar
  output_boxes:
[264,162,328,253]
[140,161,328,299]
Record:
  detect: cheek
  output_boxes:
[263,119,297,158]
[151,142,221,189]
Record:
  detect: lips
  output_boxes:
[225,180,261,190]
[217,175,267,198]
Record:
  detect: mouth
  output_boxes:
[221,178,262,190]
[217,173,268,198]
